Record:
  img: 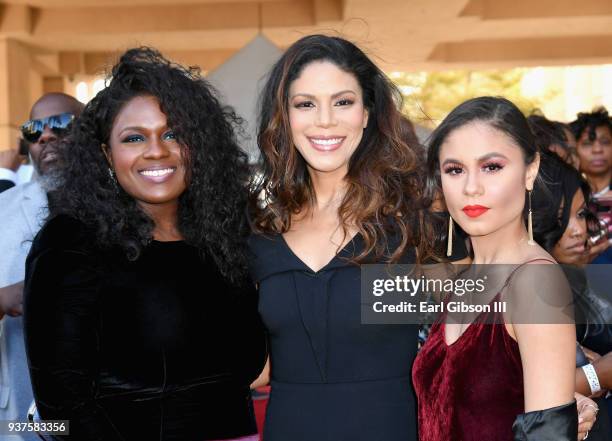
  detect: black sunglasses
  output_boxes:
[20,112,75,143]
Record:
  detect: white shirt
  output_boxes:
[0,165,33,185]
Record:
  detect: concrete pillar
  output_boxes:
[0,38,35,150]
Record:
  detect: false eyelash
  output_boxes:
[122,134,144,143]
[481,162,504,172]
[443,166,462,175]
[294,101,314,108]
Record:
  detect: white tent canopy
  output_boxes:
[207,35,282,162]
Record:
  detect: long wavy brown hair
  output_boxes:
[250,35,438,263]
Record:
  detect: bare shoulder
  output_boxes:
[504,248,573,335]
[509,252,568,295]
[522,245,557,265]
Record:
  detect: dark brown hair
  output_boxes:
[250,35,436,263]
[425,96,544,251]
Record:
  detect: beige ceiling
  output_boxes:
[1,0,611,76]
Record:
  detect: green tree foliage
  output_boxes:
[391,69,555,128]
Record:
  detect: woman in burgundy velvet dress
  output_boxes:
[413,97,580,441]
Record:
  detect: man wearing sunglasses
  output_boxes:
[21,96,81,177]
[0,92,83,440]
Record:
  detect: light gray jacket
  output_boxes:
[0,179,48,440]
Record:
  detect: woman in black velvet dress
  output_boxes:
[23,48,266,440]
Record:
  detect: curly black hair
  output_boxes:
[570,106,612,142]
[52,47,251,284]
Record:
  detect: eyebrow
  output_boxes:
[477,152,509,162]
[118,125,169,135]
[441,152,509,166]
[290,90,357,100]
[119,126,145,134]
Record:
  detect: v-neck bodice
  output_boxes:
[279,232,359,274]
[411,258,557,441]
[249,232,419,441]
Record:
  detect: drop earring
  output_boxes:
[447,215,454,257]
[108,168,119,192]
[527,189,535,245]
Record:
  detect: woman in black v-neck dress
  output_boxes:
[250,232,420,441]
[248,35,439,441]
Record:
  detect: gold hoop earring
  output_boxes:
[528,190,535,245]
[447,215,454,257]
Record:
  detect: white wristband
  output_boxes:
[582,363,601,395]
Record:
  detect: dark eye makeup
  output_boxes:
[122,134,145,143]
[442,160,505,175]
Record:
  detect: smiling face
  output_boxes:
[439,121,539,238]
[552,190,588,264]
[106,95,187,213]
[288,60,369,176]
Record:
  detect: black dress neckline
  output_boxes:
[278,232,361,274]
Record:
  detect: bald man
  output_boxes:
[25,93,83,176]
[0,93,83,440]
[0,93,83,192]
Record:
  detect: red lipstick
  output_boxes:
[462,205,489,218]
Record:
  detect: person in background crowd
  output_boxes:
[533,149,612,440]
[528,114,610,262]
[570,108,612,264]
[0,92,83,441]
[571,108,612,197]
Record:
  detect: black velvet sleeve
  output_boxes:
[231,282,268,387]
[23,216,123,440]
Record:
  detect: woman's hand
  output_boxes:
[580,346,601,364]
[586,235,611,263]
[576,393,598,440]
[0,146,23,171]
[0,281,24,319]
[592,352,612,390]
